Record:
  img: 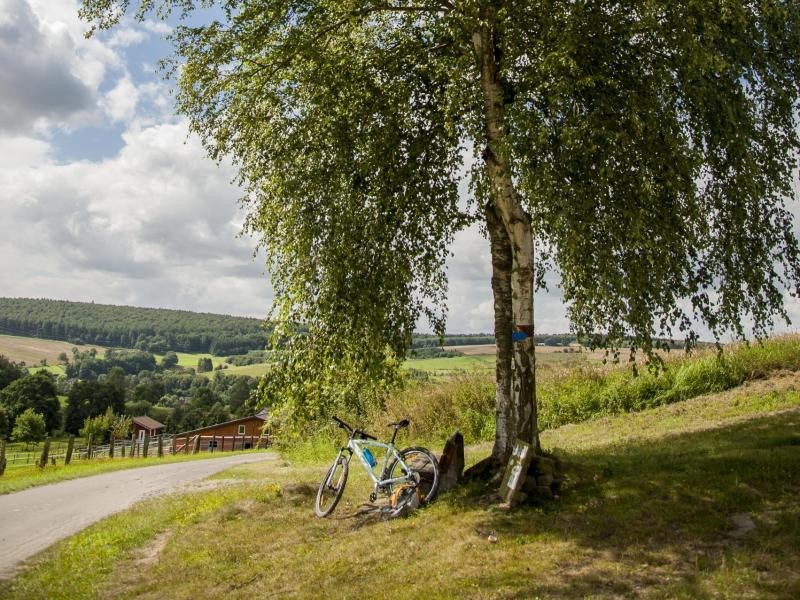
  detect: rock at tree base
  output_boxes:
[528,456,556,476]
[437,431,465,493]
[502,452,564,507]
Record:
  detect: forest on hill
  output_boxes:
[0,298,514,355]
[0,298,268,355]
[0,298,697,359]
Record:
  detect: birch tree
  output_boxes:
[81,0,800,465]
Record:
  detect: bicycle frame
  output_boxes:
[328,434,414,494]
[348,437,414,487]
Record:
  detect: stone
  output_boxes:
[499,441,534,503]
[522,476,539,496]
[528,485,554,503]
[510,492,528,508]
[728,513,756,538]
[532,457,556,476]
[437,431,465,493]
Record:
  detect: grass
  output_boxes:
[3,372,799,598]
[0,450,266,496]
[25,365,65,376]
[153,351,227,370]
[2,436,88,471]
[329,335,800,452]
[538,335,800,431]
[402,351,589,374]
[2,331,588,380]
[0,334,106,366]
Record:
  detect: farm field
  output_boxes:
[1,332,606,379]
[404,350,591,373]
[0,334,106,366]
[154,351,227,370]
[4,371,798,598]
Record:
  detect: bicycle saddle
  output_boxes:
[388,418,410,429]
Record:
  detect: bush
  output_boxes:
[12,408,46,445]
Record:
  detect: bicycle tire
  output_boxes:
[386,447,440,505]
[315,454,349,517]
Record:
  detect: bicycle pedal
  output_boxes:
[369,492,377,502]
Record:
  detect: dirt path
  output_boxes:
[0,452,276,578]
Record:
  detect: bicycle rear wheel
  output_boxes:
[315,454,349,517]
[387,447,440,505]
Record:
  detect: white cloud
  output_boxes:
[0,119,271,317]
[107,26,146,48]
[100,76,139,122]
[141,19,171,36]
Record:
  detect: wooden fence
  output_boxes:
[0,431,269,475]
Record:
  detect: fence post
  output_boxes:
[211,434,216,453]
[87,434,93,460]
[38,437,51,469]
[121,438,126,458]
[65,435,74,465]
[185,435,190,455]
[157,434,164,458]
[192,434,200,454]
[143,432,150,458]
[109,435,115,459]
[171,436,176,456]
[0,440,6,476]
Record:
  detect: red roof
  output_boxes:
[133,416,165,430]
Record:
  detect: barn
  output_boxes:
[174,409,269,452]
[132,416,165,442]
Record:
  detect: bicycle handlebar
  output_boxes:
[331,416,376,440]
[331,415,351,432]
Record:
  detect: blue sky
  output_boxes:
[0,0,797,340]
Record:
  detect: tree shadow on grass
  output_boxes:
[472,410,800,599]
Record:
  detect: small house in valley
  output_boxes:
[132,416,165,442]
[175,409,268,452]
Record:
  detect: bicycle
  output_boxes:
[314,415,440,518]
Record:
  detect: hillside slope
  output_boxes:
[5,372,799,599]
[0,297,267,355]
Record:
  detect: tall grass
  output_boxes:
[539,335,800,430]
[283,335,800,460]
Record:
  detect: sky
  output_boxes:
[0,0,797,339]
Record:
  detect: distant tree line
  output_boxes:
[406,347,464,359]
[0,356,60,441]
[0,297,269,355]
[0,348,262,441]
[64,349,260,434]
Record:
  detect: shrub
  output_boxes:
[12,408,46,445]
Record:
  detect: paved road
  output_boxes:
[0,453,276,577]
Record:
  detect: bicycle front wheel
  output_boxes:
[387,447,440,505]
[315,454,349,517]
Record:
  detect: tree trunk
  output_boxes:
[473,11,540,460]
[485,203,515,462]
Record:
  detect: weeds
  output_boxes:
[290,335,800,458]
